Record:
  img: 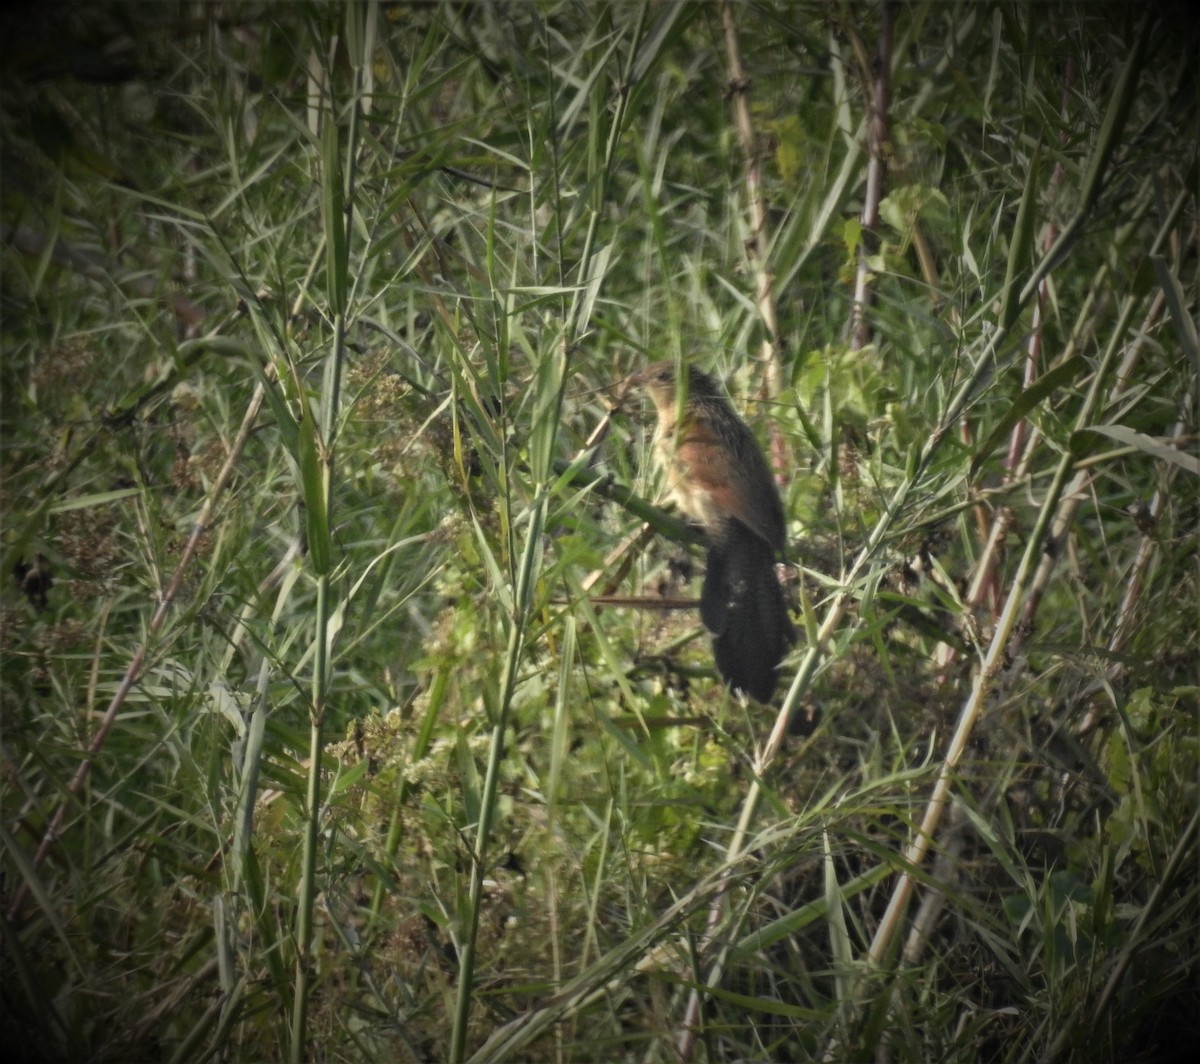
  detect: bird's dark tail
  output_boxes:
[700,520,796,703]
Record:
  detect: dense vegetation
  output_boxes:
[2,3,1196,1061]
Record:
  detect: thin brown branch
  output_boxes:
[6,382,268,924]
[863,271,1168,982]
[717,0,786,416]
[849,2,895,352]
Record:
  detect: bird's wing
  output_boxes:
[673,426,786,550]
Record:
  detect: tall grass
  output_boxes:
[2,3,1196,1061]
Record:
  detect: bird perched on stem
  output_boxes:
[634,361,795,702]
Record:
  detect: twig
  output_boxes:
[849,2,895,352]
[717,0,787,417]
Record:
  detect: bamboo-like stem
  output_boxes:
[449,9,649,1055]
[718,0,784,398]
[680,14,1157,1057]
[863,193,1173,977]
[941,172,1156,671]
[289,573,330,1062]
[863,453,1081,969]
[1003,57,1074,478]
[1099,410,1190,670]
[676,6,798,1046]
[677,329,1015,1057]
[448,494,547,1064]
[849,2,895,352]
[1014,293,1166,654]
[289,15,362,1055]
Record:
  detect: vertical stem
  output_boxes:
[849,2,895,352]
[288,3,363,1049]
[289,573,329,1062]
[449,497,546,1063]
[717,0,790,476]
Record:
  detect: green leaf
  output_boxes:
[46,488,142,513]
[1152,255,1200,371]
[321,114,348,314]
[297,407,331,575]
[1072,424,1199,476]
[998,146,1041,333]
[970,356,1089,477]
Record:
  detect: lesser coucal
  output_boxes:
[636,361,795,702]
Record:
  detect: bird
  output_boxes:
[634,361,795,702]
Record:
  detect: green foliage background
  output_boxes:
[1,3,1196,1061]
